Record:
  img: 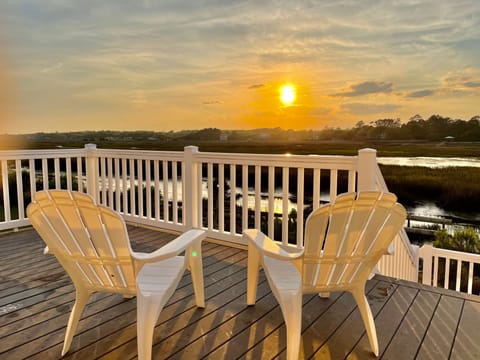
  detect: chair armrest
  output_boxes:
[243,229,304,261]
[132,229,206,263]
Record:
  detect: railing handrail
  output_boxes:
[419,243,480,262]
[0,148,85,160]
[193,151,359,168]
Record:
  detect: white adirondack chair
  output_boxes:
[244,191,407,359]
[26,190,206,360]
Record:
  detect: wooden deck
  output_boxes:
[1,227,479,360]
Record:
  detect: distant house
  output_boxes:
[444,136,455,142]
[220,133,228,141]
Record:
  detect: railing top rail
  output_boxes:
[0,148,86,160]
[193,151,359,169]
[420,244,480,262]
[93,148,184,160]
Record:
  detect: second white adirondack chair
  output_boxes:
[27,190,206,360]
[244,191,407,359]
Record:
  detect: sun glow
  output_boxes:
[280,84,296,106]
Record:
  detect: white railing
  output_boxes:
[0,145,418,282]
[419,244,480,296]
[0,148,87,231]
[374,162,419,282]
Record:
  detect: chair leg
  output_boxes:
[247,243,261,305]
[352,288,379,356]
[279,292,303,360]
[136,293,168,360]
[188,241,205,308]
[62,288,91,356]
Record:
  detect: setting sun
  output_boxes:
[280,84,296,106]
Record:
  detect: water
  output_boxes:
[377,156,480,168]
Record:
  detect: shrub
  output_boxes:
[433,228,480,254]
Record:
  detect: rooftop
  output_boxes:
[1,226,479,359]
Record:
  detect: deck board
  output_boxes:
[1,227,479,360]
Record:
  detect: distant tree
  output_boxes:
[434,228,480,254]
[372,118,401,128]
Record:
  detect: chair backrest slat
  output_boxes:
[302,191,406,291]
[27,190,136,294]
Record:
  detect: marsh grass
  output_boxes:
[380,165,480,212]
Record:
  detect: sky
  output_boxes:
[1,0,479,134]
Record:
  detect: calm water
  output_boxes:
[234,156,480,221]
[378,156,480,168]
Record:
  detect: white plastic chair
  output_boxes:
[26,190,206,360]
[244,191,407,359]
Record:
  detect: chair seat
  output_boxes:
[137,256,186,296]
[264,256,301,293]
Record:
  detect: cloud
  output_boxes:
[332,81,393,97]
[342,102,401,115]
[442,69,480,93]
[406,89,435,98]
[202,100,221,105]
[464,81,480,88]
[248,84,264,89]
[41,62,63,74]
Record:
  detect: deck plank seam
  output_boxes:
[412,293,442,359]
[448,298,466,359]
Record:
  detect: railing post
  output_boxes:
[184,146,200,229]
[85,143,99,203]
[419,243,433,286]
[357,148,377,191]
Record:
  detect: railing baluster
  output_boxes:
[66,158,72,191]
[145,160,151,219]
[138,159,144,218]
[229,164,236,235]
[282,167,289,245]
[196,162,202,227]
[54,158,60,189]
[107,157,114,209]
[242,165,248,232]
[29,159,36,196]
[444,257,450,289]
[162,161,168,222]
[114,158,120,212]
[42,158,48,190]
[254,165,261,229]
[433,256,439,287]
[129,159,135,216]
[219,164,224,233]
[268,166,274,239]
[76,156,83,192]
[329,169,337,200]
[100,157,106,205]
[456,260,462,292]
[348,169,356,192]
[208,163,213,230]
[313,168,320,210]
[154,160,160,220]
[1,160,10,222]
[468,263,473,294]
[122,158,131,214]
[172,161,178,223]
[15,159,24,220]
[297,168,304,248]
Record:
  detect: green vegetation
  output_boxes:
[1,113,480,154]
[433,228,480,254]
[380,165,480,212]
